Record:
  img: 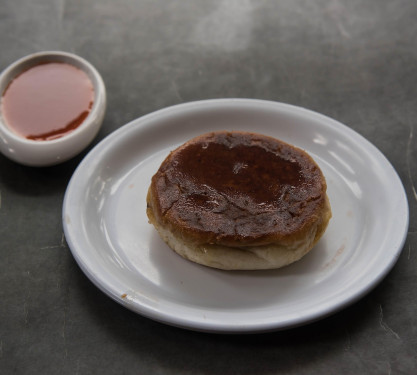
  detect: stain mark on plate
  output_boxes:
[321,243,346,271]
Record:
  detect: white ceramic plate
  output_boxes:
[63,99,409,333]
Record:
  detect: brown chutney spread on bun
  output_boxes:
[146,131,331,270]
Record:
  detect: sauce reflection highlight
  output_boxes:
[1,62,94,141]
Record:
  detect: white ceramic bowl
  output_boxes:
[0,51,106,166]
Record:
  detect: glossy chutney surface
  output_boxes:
[152,132,326,244]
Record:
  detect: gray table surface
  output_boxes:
[1,0,416,374]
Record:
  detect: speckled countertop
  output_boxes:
[1,1,416,374]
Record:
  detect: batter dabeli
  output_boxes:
[147,131,332,270]
[1,62,94,141]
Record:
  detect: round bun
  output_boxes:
[146,131,331,270]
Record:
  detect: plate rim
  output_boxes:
[63,98,409,333]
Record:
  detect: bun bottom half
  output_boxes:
[147,191,331,271]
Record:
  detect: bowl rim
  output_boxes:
[0,50,106,146]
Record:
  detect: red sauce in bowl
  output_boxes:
[1,62,94,141]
